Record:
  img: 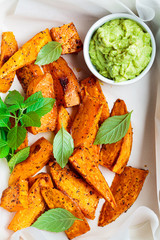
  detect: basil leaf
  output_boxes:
[7,104,20,113]
[0,97,7,110]
[0,118,10,128]
[32,208,82,232]
[0,109,11,119]
[5,90,24,107]
[53,126,74,168]
[21,112,41,127]
[0,128,7,141]
[24,91,43,108]
[7,126,27,150]
[8,147,30,172]
[94,111,132,145]
[0,139,9,158]
[35,41,62,65]
[27,98,55,117]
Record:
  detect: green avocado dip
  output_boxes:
[89,19,152,82]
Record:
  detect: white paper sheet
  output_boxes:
[0,0,160,239]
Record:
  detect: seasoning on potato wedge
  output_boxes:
[41,187,90,239]
[100,99,133,174]
[50,22,83,54]
[56,105,72,133]
[8,177,51,231]
[69,146,116,208]
[0,29,52,79]
[98,166,148,226]
[43,56,80,107]
[49,160,100,220]
[0,178,28,212]
[28,172,53,189]
[26,73,57,134]
[9,137,53,185]
[80,75,110,123]
[72,95,103,148]
[0,32,18,93]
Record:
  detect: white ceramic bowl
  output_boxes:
[83,13,156,85]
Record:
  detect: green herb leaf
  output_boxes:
[0,118,10,128]
[5,90,24,107]
[7,126,27,150]
[24,91,43,108]
[94,111,132,145]
[27,98,55,117]
[0,139,9,158]
[0,128,7,141]
[53,126,74,168]
[32,208,82,232]
[21,112,41,127]
[0,97,7,109]
[8,147,30,172]
[35,41,62,65]
[7,104,20,113]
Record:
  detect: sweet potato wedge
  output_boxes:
[26,73,57,134]
[56,105,72,133]
[0,29,51,79]
[9,137,53,185]
[43,56,80,107]
[28,173,53,189]
[50,22,83,54]
[100,99,133,174]
[80,76,110,123]
[71,95,103,148]
[49,160,100,220]
[16,61,43,93]
[0,32,18,93]
[69,146,116,208]
[98,166,149,226]
[41,187,90,239]
[8,177,51,231]
[0,178,28,212]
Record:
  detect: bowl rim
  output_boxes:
[83,13,156,86]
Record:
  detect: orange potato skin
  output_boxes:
[0,29,52,79]
[49,160,100,220]
[16,61,43,93]
[100,99,133,174]
[8,178,51,231]
[80,76,110,123]
[71,95,103,148]
[56,105,72,133]
[26,73,57,134]
[0,178,28,212]
[41,187,90,240]
[69,146,116,208]
[98,167,149,226]
[50,22,83,54]
[0,32,18,93]
[43,56,80,107]
[9,137,53,185]
[28,172,53,189]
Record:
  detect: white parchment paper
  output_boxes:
[0,0,160,239]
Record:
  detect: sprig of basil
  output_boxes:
[35,41,62,65]
[53,126,74,168]
[32,208,82,232]
[94,111,132,145]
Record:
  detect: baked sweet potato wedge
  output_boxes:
[80,76,110,123]
[8,177,51,231]
[72,95,103,148]
[16,61,43,93]
[56,105,72,133]
[28,172,53,189]
[41,187,90,239]
[26,73,57,134]
[43,56,80,107]
[0,29,51,79]
[98,166,148,226]
[0,178,28,212]
[50,22,83,54]
[49,160,100,220]
[100,99,133,174]
[69,146,116,208]
[9,137,53,185]
[0,32,18,93]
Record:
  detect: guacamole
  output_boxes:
[89,19,152,82]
